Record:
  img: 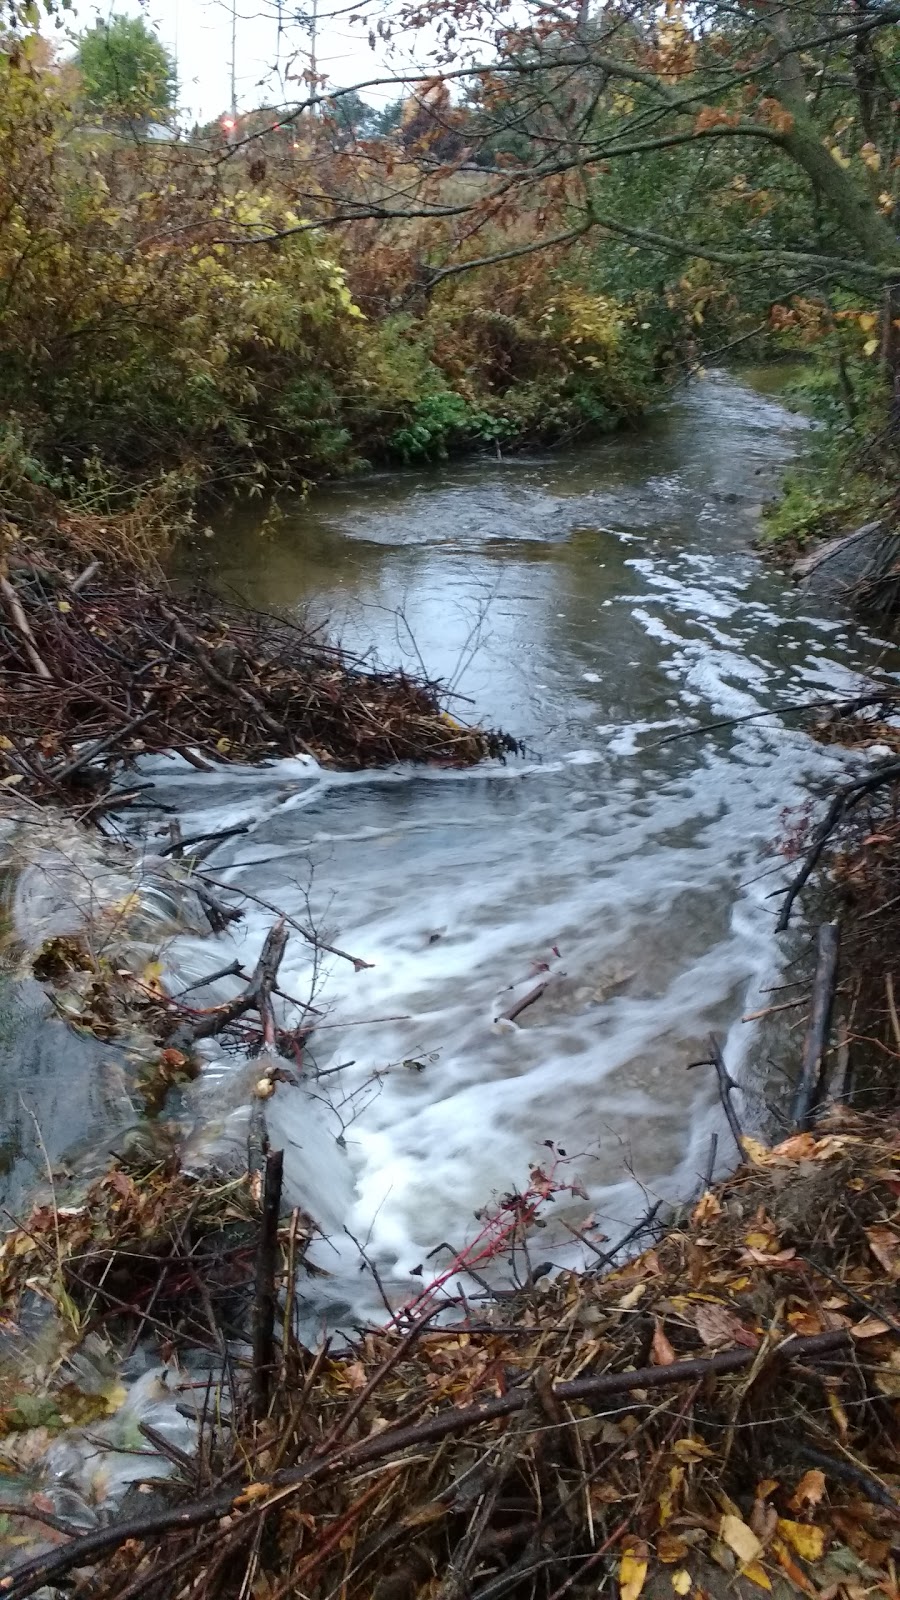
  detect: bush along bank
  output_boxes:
[0,50,664,556]
[758,309,899,626]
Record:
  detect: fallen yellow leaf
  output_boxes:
[776,1519,826,1562]
[743,1562,773,1590]
[691,1191,722,1225]
[617,1283,647,1311]
[673,1437,715,1462]
[235,1482,271,1507]
[745,1231,775,1251]
[770,1133,818,1160]
[827,1389,849,1441]
[102,1382,128,1414]
[658,1465,684,1524]
[620,1540,649,1600]
[741,1136,771,1166]
[671,1570,691,1594]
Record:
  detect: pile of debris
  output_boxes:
[2,1108,898,1600]
[0,541,518,819]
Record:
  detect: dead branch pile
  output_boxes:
[4,1108,899,1600]
[0,546,518,816]
[0,1165,299,1363]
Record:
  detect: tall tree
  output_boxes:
[73,15,177,124]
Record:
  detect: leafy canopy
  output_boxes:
[73,14,176,122]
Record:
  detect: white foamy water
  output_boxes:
[122,369,898,1324]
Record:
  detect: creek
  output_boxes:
[4,366,899,1331]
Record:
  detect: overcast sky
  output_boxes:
[60,0,412,123]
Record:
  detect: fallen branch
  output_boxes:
[792,922,840,1130]
[251,1149,284,1420]
[159,822,251,858]
[0,575,51,680]
[170,920,289,1046]
[777,759,900,931]
[693,1036,744,1155]
[198,873,373,972]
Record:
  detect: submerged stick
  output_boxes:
[793,922,840,1130]
[0,1330,851,1600]
[251,1148,284,1420]
[498,978,551,1024]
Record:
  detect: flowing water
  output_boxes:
[145,364,896,1324]
[4,368,900,1332]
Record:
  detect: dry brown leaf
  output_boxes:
[750,1501,779,1544]
[693,1302,759,1349]
[342,1361,368,1390]
[850,1316,891,1339]
[657,1534,689,1564]
[787,1309,825,1336]
[788,1471,826,1511]
[830,1509,892,1567]
[720,1514,763,1566]
[651,1320,677,1366]
[865,1226,900,1278]
[771,1540,818,1595]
